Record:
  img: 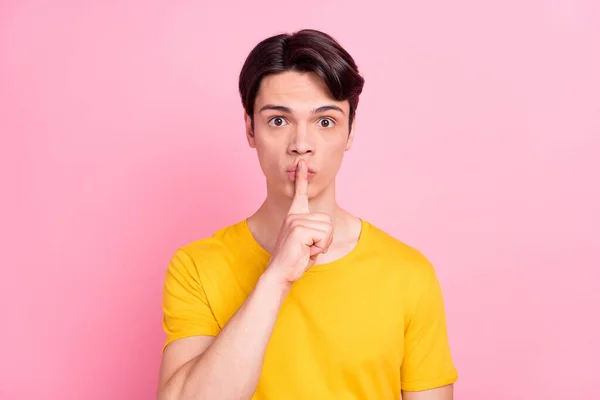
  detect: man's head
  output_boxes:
[238,29,364,201]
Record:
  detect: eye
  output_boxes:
[317,117,335,128]
[268,117,288,127]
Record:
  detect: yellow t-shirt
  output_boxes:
[162,219,458,398]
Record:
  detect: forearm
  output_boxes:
[402,384,454,400]
[162,269,290,400]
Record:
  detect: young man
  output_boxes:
[157,29,458,399]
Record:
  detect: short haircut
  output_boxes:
[239,29,365,131]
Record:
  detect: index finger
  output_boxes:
[288,160,309,215]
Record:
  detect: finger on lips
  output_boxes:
[288,160,309,215]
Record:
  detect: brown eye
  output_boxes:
[268,117,288,127]
[318,118,335,128]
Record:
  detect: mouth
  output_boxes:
[288,161,316,173]
[287,167,316,181]
[286,161,316,181]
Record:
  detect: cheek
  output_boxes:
[323,136,349,159]
[317,139,347,177]
[254,137,282,174]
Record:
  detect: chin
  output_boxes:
[284,180,314,198]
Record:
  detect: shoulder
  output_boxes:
[364,221,438,284]
[168,221,245,276]
[365,222,449,325]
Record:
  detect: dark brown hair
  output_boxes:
[238,29,365,131]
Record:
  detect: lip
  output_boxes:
[287,169,315,181]
[286,161,316,181]
[287,161,316,174]
[286,164,316,181]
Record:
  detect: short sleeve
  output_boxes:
[401,257,458,391]
[161,248,221,351]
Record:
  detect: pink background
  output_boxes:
[1,1,599,399]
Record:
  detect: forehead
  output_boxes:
[255,71,348,112]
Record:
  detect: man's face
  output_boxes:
[246,71,354,201]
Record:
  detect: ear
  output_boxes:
[345,117,356,151]
[245,112,256,148]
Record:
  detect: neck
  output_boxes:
[247,181,350,253]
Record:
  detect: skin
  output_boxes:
[156,71,453,399]
[245,70,362,264]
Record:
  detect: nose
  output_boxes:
[287,122,314,155]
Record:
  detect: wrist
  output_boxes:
[258,267,292,300]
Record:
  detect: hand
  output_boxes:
[265,160,334,284]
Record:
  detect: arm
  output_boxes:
[157,270,289,400]
[157,160,333,400]
[402,384,453,400]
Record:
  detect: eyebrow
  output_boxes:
[259,104,345,115]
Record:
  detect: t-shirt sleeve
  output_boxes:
[161,248,221,352]
[400,256,458,391]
